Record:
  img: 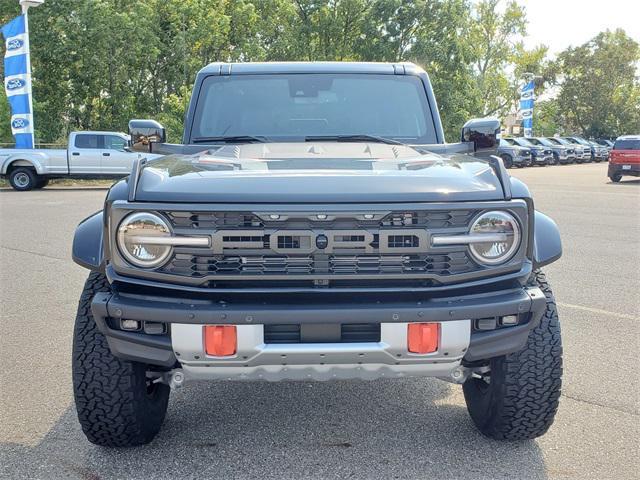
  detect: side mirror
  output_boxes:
[128,119,166,153]
[461,117,501,159]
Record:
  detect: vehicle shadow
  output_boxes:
[607,179,640,186]
[1,379,548,480]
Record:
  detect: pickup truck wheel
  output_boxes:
[499,154,513,169]
[72,271,170,447]
[8,167,37,191]
[610,174,622,183]
[462,269,562,440]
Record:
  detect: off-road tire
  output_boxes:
[72,271,170,447]
[8,166,37,191]
[500,154,513,169]
[463,269,562,440]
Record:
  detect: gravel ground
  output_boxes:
[0,163,638,479]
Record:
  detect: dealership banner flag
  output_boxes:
[520,80,534,137]
[2,15,34,148]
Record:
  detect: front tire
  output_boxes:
[463,270,562,440]
[8,167,37,191]
[72,271,170,447]
[500,154,513,169]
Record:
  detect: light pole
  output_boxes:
[18,0,44,147]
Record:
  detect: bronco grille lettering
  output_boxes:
[209,229,429,254]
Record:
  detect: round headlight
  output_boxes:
[117,212,172,268]
[469,211,521,265]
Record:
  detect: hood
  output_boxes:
[134,142,505,203]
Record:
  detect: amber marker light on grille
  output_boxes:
[204,325,237,356]
[407,323,440,354]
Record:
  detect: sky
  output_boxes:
[520,0,640,55]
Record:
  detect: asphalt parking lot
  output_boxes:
[0,163,638,480]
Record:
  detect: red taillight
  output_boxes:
[407,323,440,354]
[204,325,237,356]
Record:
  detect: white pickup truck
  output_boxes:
[1,131,159,191]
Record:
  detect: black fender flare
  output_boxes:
[533,211,562,268]
[72,212,105,271]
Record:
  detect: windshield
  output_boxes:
[526,138,543,146]
[566,137,589,145]
[546,138,563,145]
[190,74,437,144]
[533,137,554,147]
[513,138,534,147]
[614,139,640,150]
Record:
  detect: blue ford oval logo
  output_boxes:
[6,78,26,90]
[7,38,24,51]
[12,118,29,129]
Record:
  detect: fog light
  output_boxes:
[500,315,519,326]
[143,321,166,335]
[476,318,497,330]
[120,319,141,331]
[407,323,439,354]
[204,325,237,356]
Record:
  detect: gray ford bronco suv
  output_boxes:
[71,62,563,447]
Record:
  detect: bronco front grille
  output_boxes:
[95,201,535,289]
[157,209,483,282]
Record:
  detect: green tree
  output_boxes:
[557,29,640,137]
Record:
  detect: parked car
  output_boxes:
[595,139,614,150]
[526,137,573,165]
[0,131,161,191]
[70,61,563,447]
[497,139,531,168]
[504,137,553,166]
[608,135,640,182]
[563,136,602,162]
[551,137,589,163]
[588,141,609,161]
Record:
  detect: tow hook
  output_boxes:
[442,365,490,384]
[449,366,471,384]
[169,370,185,389]
[152,369,186,389]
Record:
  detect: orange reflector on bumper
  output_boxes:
[407,323,440,354]
[204,325,237,356]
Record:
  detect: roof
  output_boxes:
[616,135,640,140]
[197,61,423,76]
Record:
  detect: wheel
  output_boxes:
[72,271,170,447]
[500,154,513,169]
[463,270,562,440]
[8,167,37,191]
[610,174,622,183]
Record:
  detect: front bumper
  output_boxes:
[91,285,547,381]
[532,154,552,165]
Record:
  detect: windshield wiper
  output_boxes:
[192,135,269,144]
[304,134,406,145]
